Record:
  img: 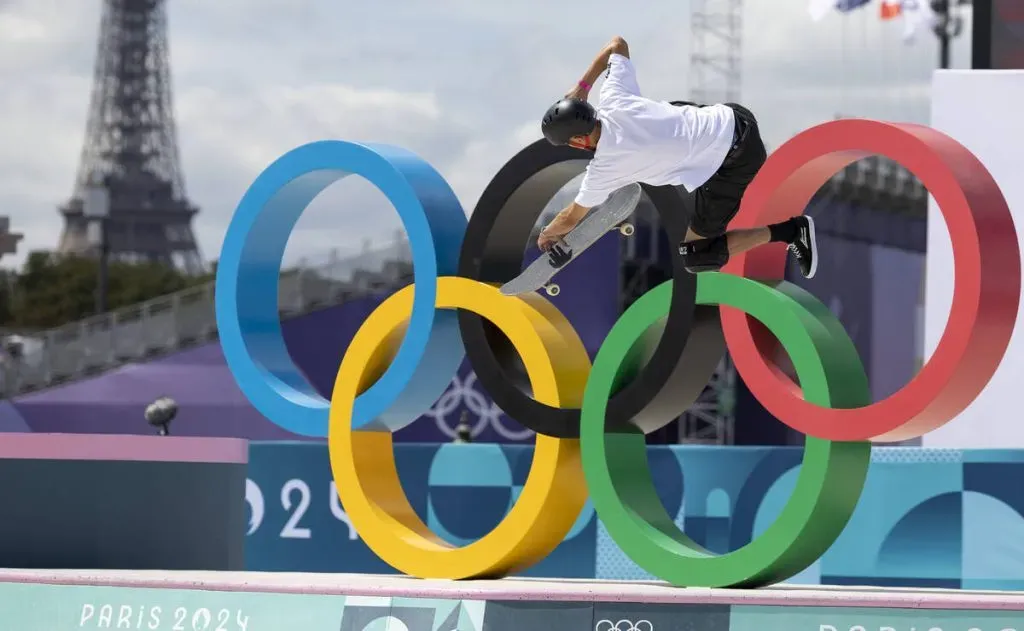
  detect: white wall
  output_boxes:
[922,70,1024,448]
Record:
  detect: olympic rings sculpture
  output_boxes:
[215,119,1020,588]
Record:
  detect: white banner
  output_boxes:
[923,70,1024,448]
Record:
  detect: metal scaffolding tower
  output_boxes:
[689,0,744,105]
[57,0,204,275]
[679,0,745,443]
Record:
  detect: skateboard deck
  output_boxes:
[500,183,642,297]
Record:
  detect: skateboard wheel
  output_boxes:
[544,284,560,297]
[619,223,635,236]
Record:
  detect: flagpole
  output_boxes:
[931,0,968,70]
[933,0,951,69]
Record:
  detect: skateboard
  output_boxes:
[499,182,642,297]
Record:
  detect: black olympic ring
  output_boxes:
[456,138,724,438]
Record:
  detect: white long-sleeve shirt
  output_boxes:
[574,54,736,208]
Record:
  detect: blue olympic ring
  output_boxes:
[215,140,467,436]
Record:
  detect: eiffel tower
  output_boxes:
[57,0,203,275]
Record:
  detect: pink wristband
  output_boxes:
[578,80,591,91]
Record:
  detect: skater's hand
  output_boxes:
[537,213,578,251]
[537,229,560,252]
[565,84,589,102]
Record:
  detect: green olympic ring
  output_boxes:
[581,272,872,587]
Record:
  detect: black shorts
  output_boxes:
[670,102,768,238]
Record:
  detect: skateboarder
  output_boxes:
[537,35,818,278]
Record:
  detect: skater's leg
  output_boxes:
[680,217,818,278]
[677,102,818,278]
[680,225,768,259]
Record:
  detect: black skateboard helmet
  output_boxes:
[541,98,597,145]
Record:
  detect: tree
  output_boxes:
[2,251,210,330]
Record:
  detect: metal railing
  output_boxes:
[0,236,414,397]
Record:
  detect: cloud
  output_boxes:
[174,81,454,259]
[0,0,975,272]
[0,12,46,43]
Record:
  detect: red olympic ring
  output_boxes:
[722,119,1020,442]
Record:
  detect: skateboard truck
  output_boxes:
[546,239,573,268]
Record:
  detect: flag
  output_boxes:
[809,0,873,22]
[880,0,901,19]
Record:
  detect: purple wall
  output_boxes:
[0,402,30,432]
[9,343,300,440]
[7,235,621,442]
[868,245,925,400]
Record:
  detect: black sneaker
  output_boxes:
[787,215,818,279]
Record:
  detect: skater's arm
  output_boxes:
[561,202,591,223]
[576,36,630,96]
[546,202,591,232]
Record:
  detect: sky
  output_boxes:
[0,0,973,270]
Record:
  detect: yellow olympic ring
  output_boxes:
[328,276,589,578]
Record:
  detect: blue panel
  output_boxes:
[245,443,1024,590]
